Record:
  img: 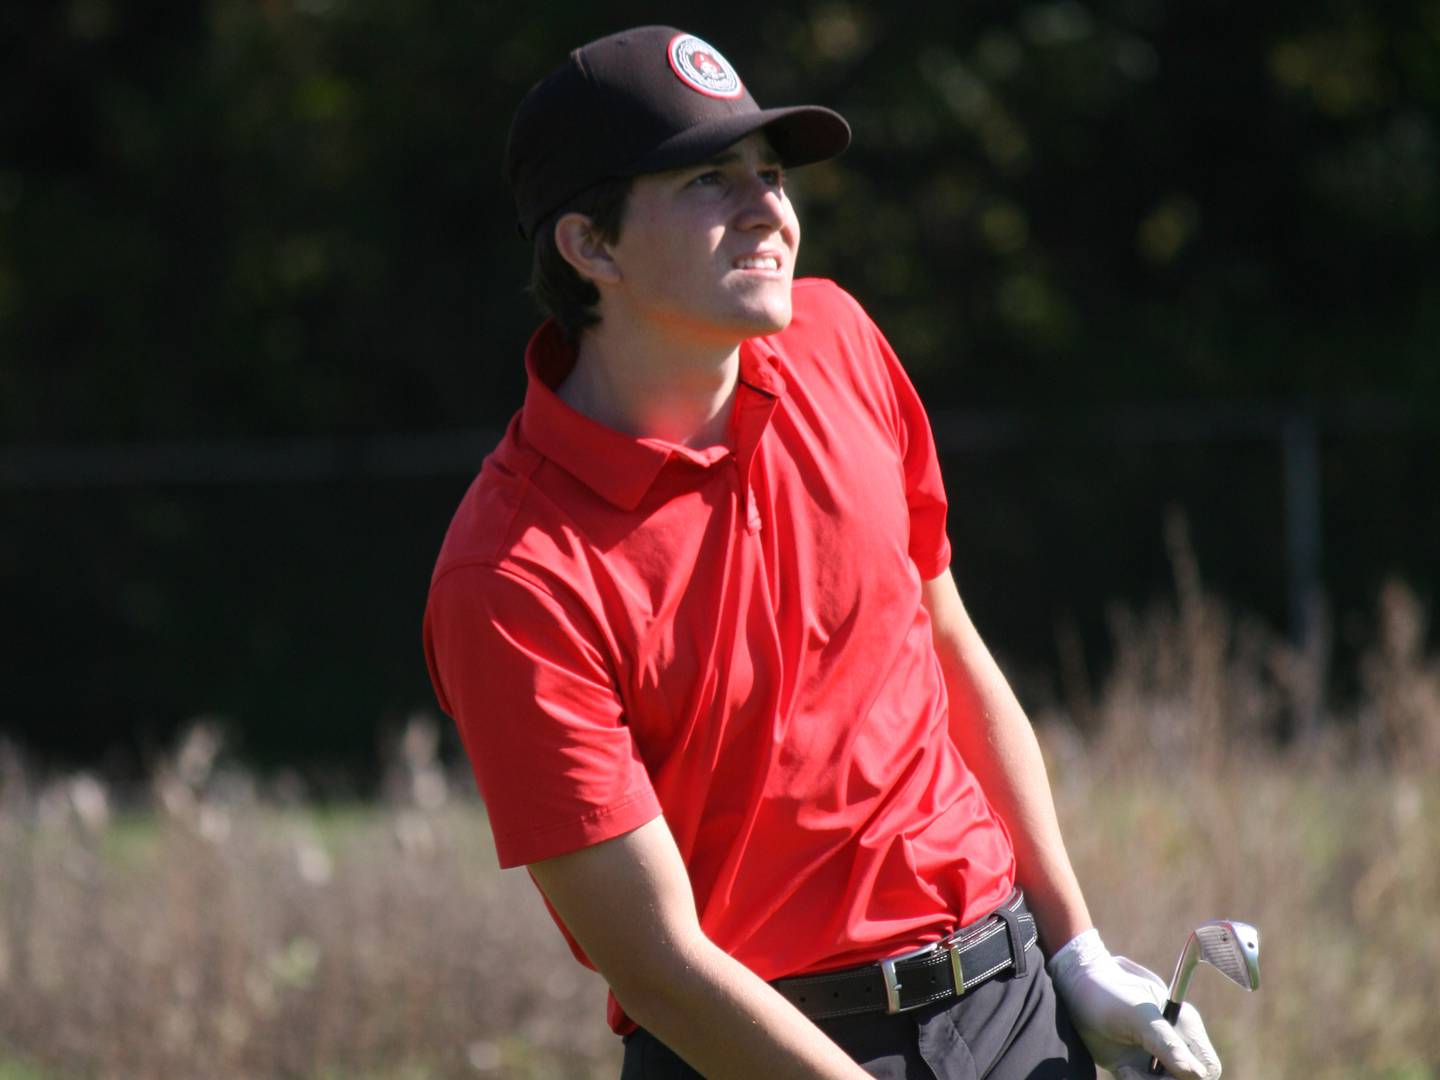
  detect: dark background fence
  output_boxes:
[2,1,1437,777]
[4,402,1433,777]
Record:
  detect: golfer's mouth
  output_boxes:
[733,253,783,272]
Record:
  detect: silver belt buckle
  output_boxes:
[879,929,967,1013]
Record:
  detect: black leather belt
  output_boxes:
[772,890,1038,1020]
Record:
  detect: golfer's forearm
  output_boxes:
[923,571,1092,956]
[612,938,870,1079]
[528,819,869,1078]
[942,654,1092,956]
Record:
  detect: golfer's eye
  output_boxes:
[759,167,785,188]
[689,170,724,187]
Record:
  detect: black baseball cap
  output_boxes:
[506,26,851,240]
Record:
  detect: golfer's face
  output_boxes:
[605,132,800,343]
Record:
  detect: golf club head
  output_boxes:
[1152,921,1260,1075]
[1168,919,1261,1002]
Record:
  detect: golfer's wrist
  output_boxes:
[1046,927,1109,985]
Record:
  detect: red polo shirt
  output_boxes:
[424,278,1015,1032]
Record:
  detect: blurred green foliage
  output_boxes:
[4,0,1437,441]
[1,1,1437,768]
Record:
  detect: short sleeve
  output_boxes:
[423,564,661,867]
[860,312,953,580]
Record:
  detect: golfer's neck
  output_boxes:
[560,321,741,449]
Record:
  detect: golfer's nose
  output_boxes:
[737,174,787,232]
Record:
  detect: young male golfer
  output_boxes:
[425,25,1223,1079]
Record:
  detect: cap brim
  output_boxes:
[626,105,851,175]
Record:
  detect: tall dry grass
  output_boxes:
[0,725,619,1079]
[2,540,1438,1078]
[1034,530,1440,1079]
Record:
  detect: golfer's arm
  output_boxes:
[527,816,869,1080]
[921,567,1094,958]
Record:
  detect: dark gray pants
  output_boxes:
[620,955,1096,1079]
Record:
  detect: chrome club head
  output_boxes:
[1167,920,1261,1003]
[1151,921,1261,1075]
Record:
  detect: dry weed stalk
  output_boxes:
[1359,578,1440,770]
[1085,509,1298,777]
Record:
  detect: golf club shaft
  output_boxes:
[1147,999,1183,1075]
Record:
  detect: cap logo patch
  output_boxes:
[668,33,743,99]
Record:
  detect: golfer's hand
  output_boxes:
[1047,930,1221,1080]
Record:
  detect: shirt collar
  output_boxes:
[518,320,787,512]
[739,334,786,398]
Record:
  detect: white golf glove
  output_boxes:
[1047,929,1221,1080]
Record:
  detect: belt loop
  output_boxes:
[994,902,1028,979]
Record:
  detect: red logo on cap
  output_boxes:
[668,33,743,99]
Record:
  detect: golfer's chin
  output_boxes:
[734,293,793,338]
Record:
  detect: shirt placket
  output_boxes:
[731,380,778,535]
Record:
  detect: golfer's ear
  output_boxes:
[553,212,622,286]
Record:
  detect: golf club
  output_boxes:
[1148,919,1260,1075]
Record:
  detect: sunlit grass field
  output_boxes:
[3,573,1437,1078]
